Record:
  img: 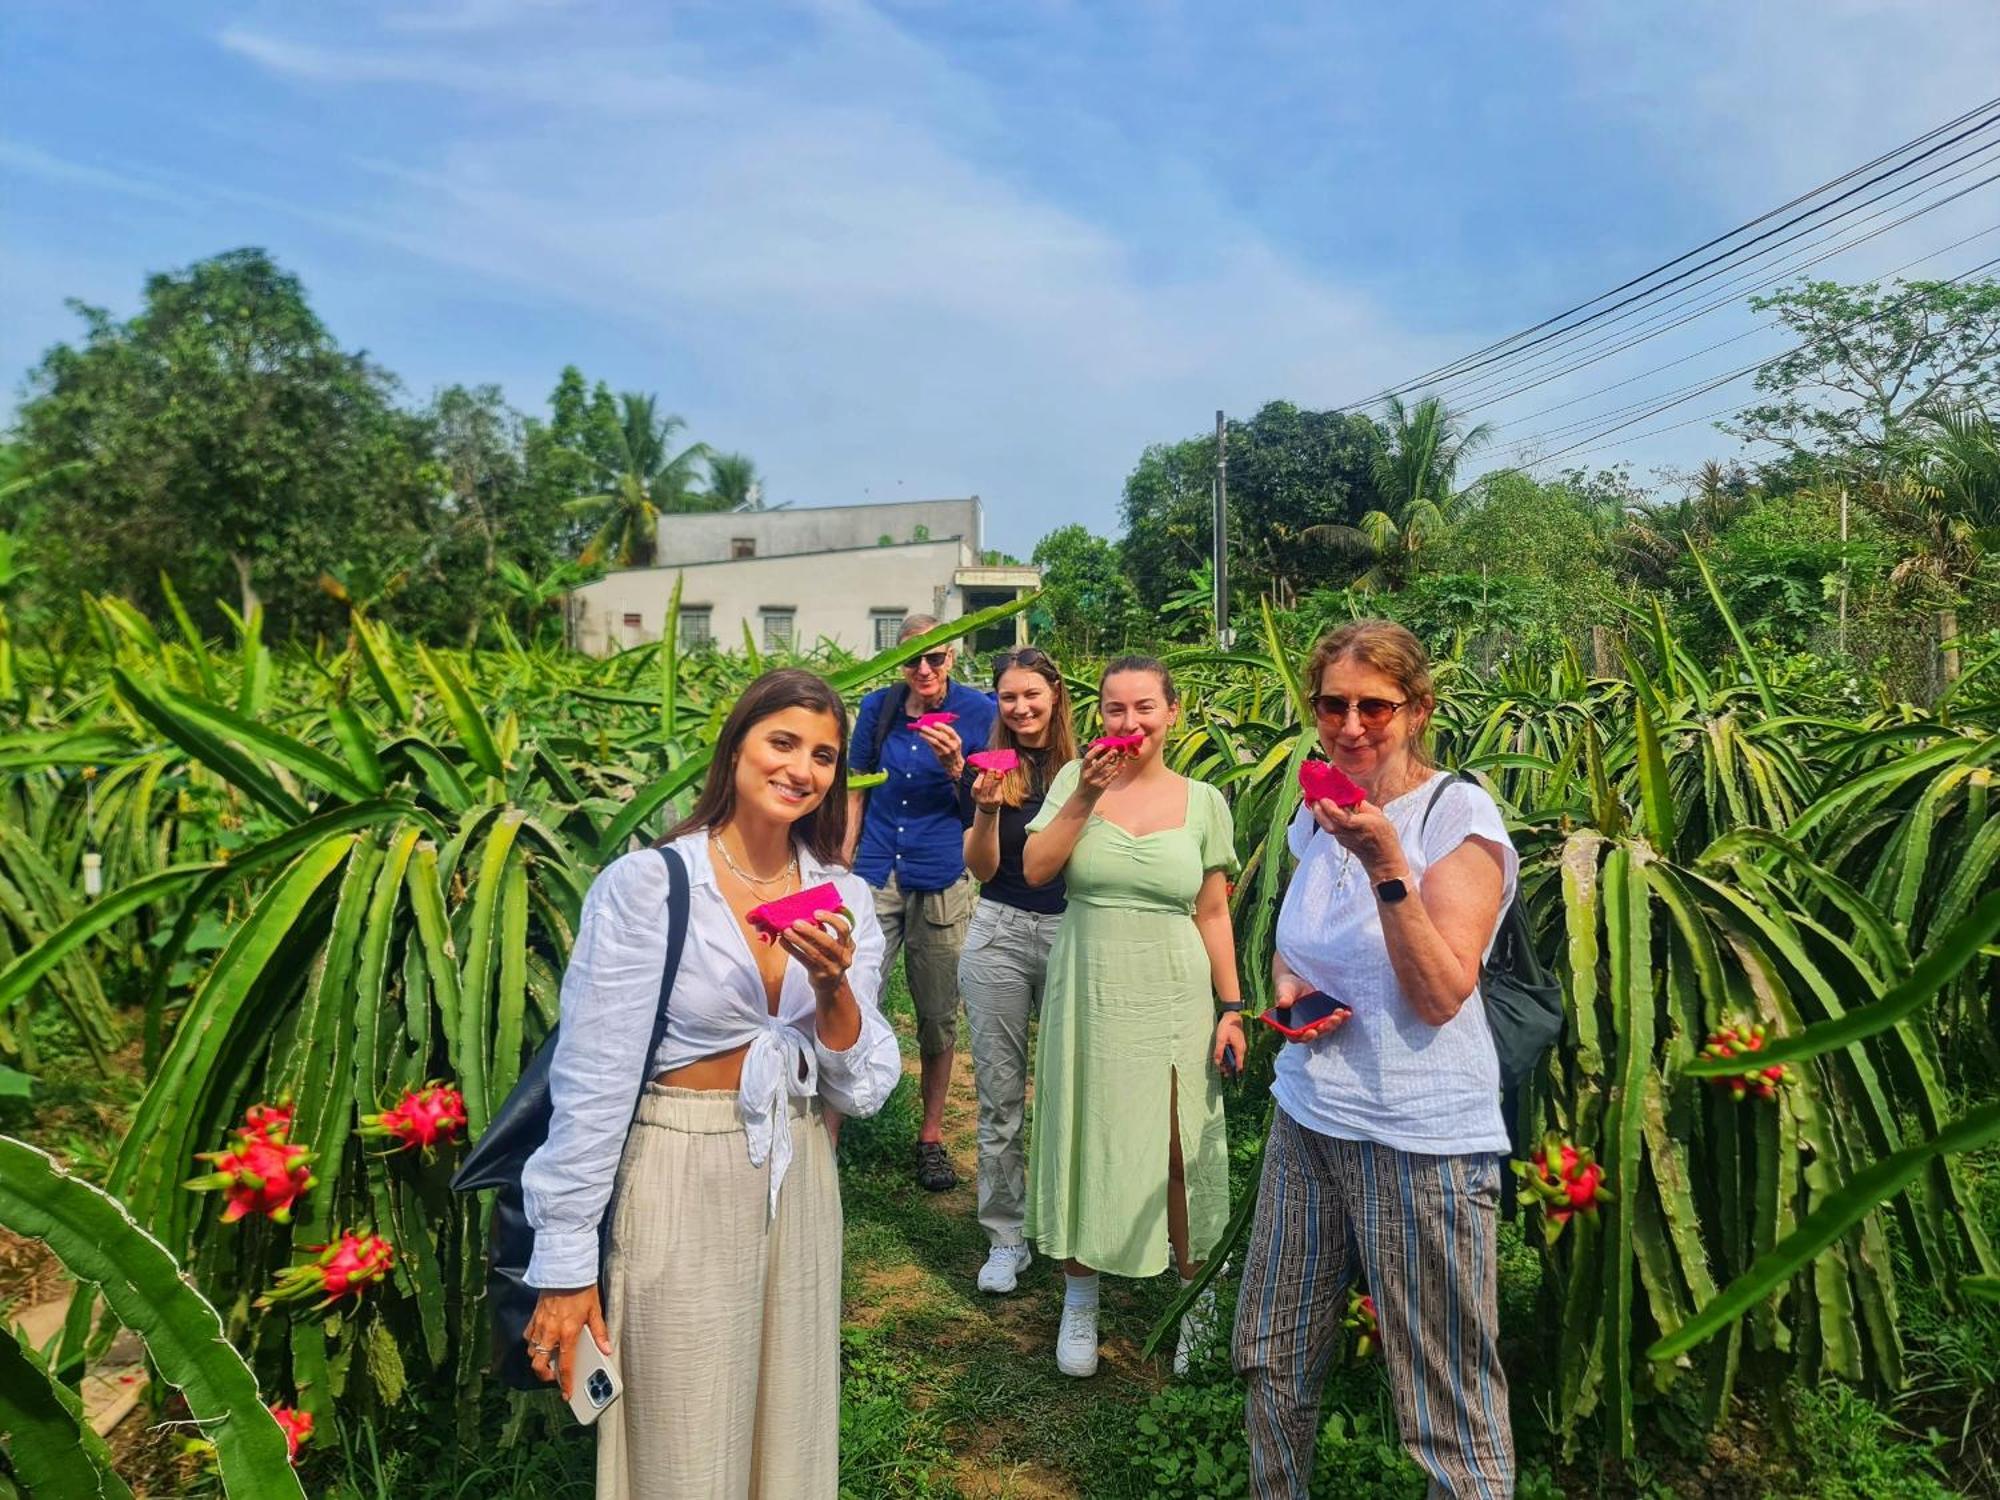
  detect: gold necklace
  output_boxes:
[710,833,798,893]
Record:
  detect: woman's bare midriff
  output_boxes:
[656,1041,753,1092]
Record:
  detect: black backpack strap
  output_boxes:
[640,845,691,1091]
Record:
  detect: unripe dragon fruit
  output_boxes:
[1343,1290,1379,1359]
[1700,1022,1796,1103]
[1514,1133,1615,1239]
[269,1404,313,1462]
[257,1230,394,1310]
[184,1134,317,1224]
[360,1081,468,1154]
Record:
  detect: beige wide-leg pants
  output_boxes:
[597,1085,841,1500]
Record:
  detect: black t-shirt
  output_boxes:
[955,749,1066,915]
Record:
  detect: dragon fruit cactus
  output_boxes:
[1515,1133,1615,1239]
[257,1230,395,1310]
[184,1132,318,1224]
[1343,1290,1379,1359]
[360,1081,469,1154]
[269,1404,313,1462]
[1700,1022,1797,1102]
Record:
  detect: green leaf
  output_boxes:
[415,645,505,780]
[0,1321,133,1500]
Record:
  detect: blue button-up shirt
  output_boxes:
[850,679,997,891]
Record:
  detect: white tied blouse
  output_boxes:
[1271,772,1520,1157]
[521,833,901,1288]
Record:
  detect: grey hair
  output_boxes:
[898,613,944,643]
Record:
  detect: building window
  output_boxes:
[761,609,795,652]
[679,608,712,649]
[872,611,905,652]
[622,611,644,645]
[732,537,756,559]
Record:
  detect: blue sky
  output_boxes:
[6,0,2000,557]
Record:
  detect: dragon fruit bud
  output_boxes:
[239,1100,296,1142]
[1343,1289,1379,1358]
[186,1135,317,1223]
[360,1082,468,1154]
[257,1230,394,1310]
[269,1404,313,1462]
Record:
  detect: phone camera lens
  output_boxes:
[588,1370,613,1406]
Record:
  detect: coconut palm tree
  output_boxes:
[1871,404,2000,683]
[1314,395,1493,590]
[706,452,762,511]
[566,395,714,566]
[496,558,606,643]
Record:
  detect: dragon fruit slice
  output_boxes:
[360,1081,469,1154]
[912,712,958,729]
[1088,733,1145,755]
[747,882,852,944]
[967,748,1019,774]
[1299,759,1367,808]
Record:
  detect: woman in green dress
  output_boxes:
[1022,655,1245,1378]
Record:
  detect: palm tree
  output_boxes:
[1316,395,1493,590]
[566,394,714,566]
[1870,405,2000,683]
[706,452,762,511]
[1610,462,1758,590]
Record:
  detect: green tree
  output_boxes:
[495,557,606,643]
[13,249,430,632]
[1321,394,1491,589]
[1872,404,2000,683]
[1729,276,2000,461]
[1031,523,1138,654]
[706,451,761,511]
[1118,436,1212,611]
[566,394,715,566]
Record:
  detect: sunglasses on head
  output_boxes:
[991,646,1049,679]
[1310,694,1407,729]
[905,650,951,671]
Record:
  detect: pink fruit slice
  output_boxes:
[1299,760,1367,808]
[912,712,958,729]
[1088,733,1145,755]
[747,882,851,943]
[967,748,1019,774]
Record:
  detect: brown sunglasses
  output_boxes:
[1310,694,1407,729]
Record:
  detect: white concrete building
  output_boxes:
[569,497,1040,657]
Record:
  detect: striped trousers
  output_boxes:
[1232,1107,1514,1499]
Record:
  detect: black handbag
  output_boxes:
[450,844,690,1390]
[1418,772,1565,1087]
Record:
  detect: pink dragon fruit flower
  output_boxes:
[257,1230,395,1310]
[184,1134,317,1224]
[269,1404,313,1462]
[360,1081,469,1154]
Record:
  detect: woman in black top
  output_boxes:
[956,646,1077,1295]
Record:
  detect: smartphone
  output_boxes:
[566,1332,622,1426]
[1258,990,1351,1041]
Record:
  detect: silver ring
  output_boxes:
[527,1340,552,1356]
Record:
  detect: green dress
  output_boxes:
[1023,762,1238,1276]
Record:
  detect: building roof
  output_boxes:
[600,534,971,575]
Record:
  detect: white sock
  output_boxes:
[1063,1272,1100,1310]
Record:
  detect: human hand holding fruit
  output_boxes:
[1312,798,1408,884]
[970,768,1006,814]
[1076,741,1129,801]
[779,905,857,999]
[916,721,964,779]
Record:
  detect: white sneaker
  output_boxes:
[977,1242,1032,1294]
[1056,1301,1100,1377]
[1173,1286,1218,1376]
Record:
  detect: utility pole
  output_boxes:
[1837,483,1850,657]
[1212,410,1232,649]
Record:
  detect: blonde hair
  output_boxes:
[1303,619,1436,767]
[986,646,1076,807]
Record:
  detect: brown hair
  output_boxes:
[1099,654,1179,707]
[1302,619,1436,767]
[662,668,850,863]
[986,645,1077,807]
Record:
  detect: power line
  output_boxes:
[1332,95,2000,410]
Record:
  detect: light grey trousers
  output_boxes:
[956,898,1062,1247]
[597,1086,840,1500]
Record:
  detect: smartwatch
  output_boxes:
[1374,876,1410,904]
[1218,999,1245,1014]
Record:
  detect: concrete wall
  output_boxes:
[654,498,982,566]
[572,537,978,654]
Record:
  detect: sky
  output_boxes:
[5,0,2000,558]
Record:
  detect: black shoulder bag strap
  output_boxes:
[452,843,691,1388]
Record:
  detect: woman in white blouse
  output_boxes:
[1233,621,1517,1499]
[520,669,902,1499]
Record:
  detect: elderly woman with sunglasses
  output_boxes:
[1233,620,1518,1500]
[845,615,997,1190]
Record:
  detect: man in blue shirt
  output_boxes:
[845,614,998,1191]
